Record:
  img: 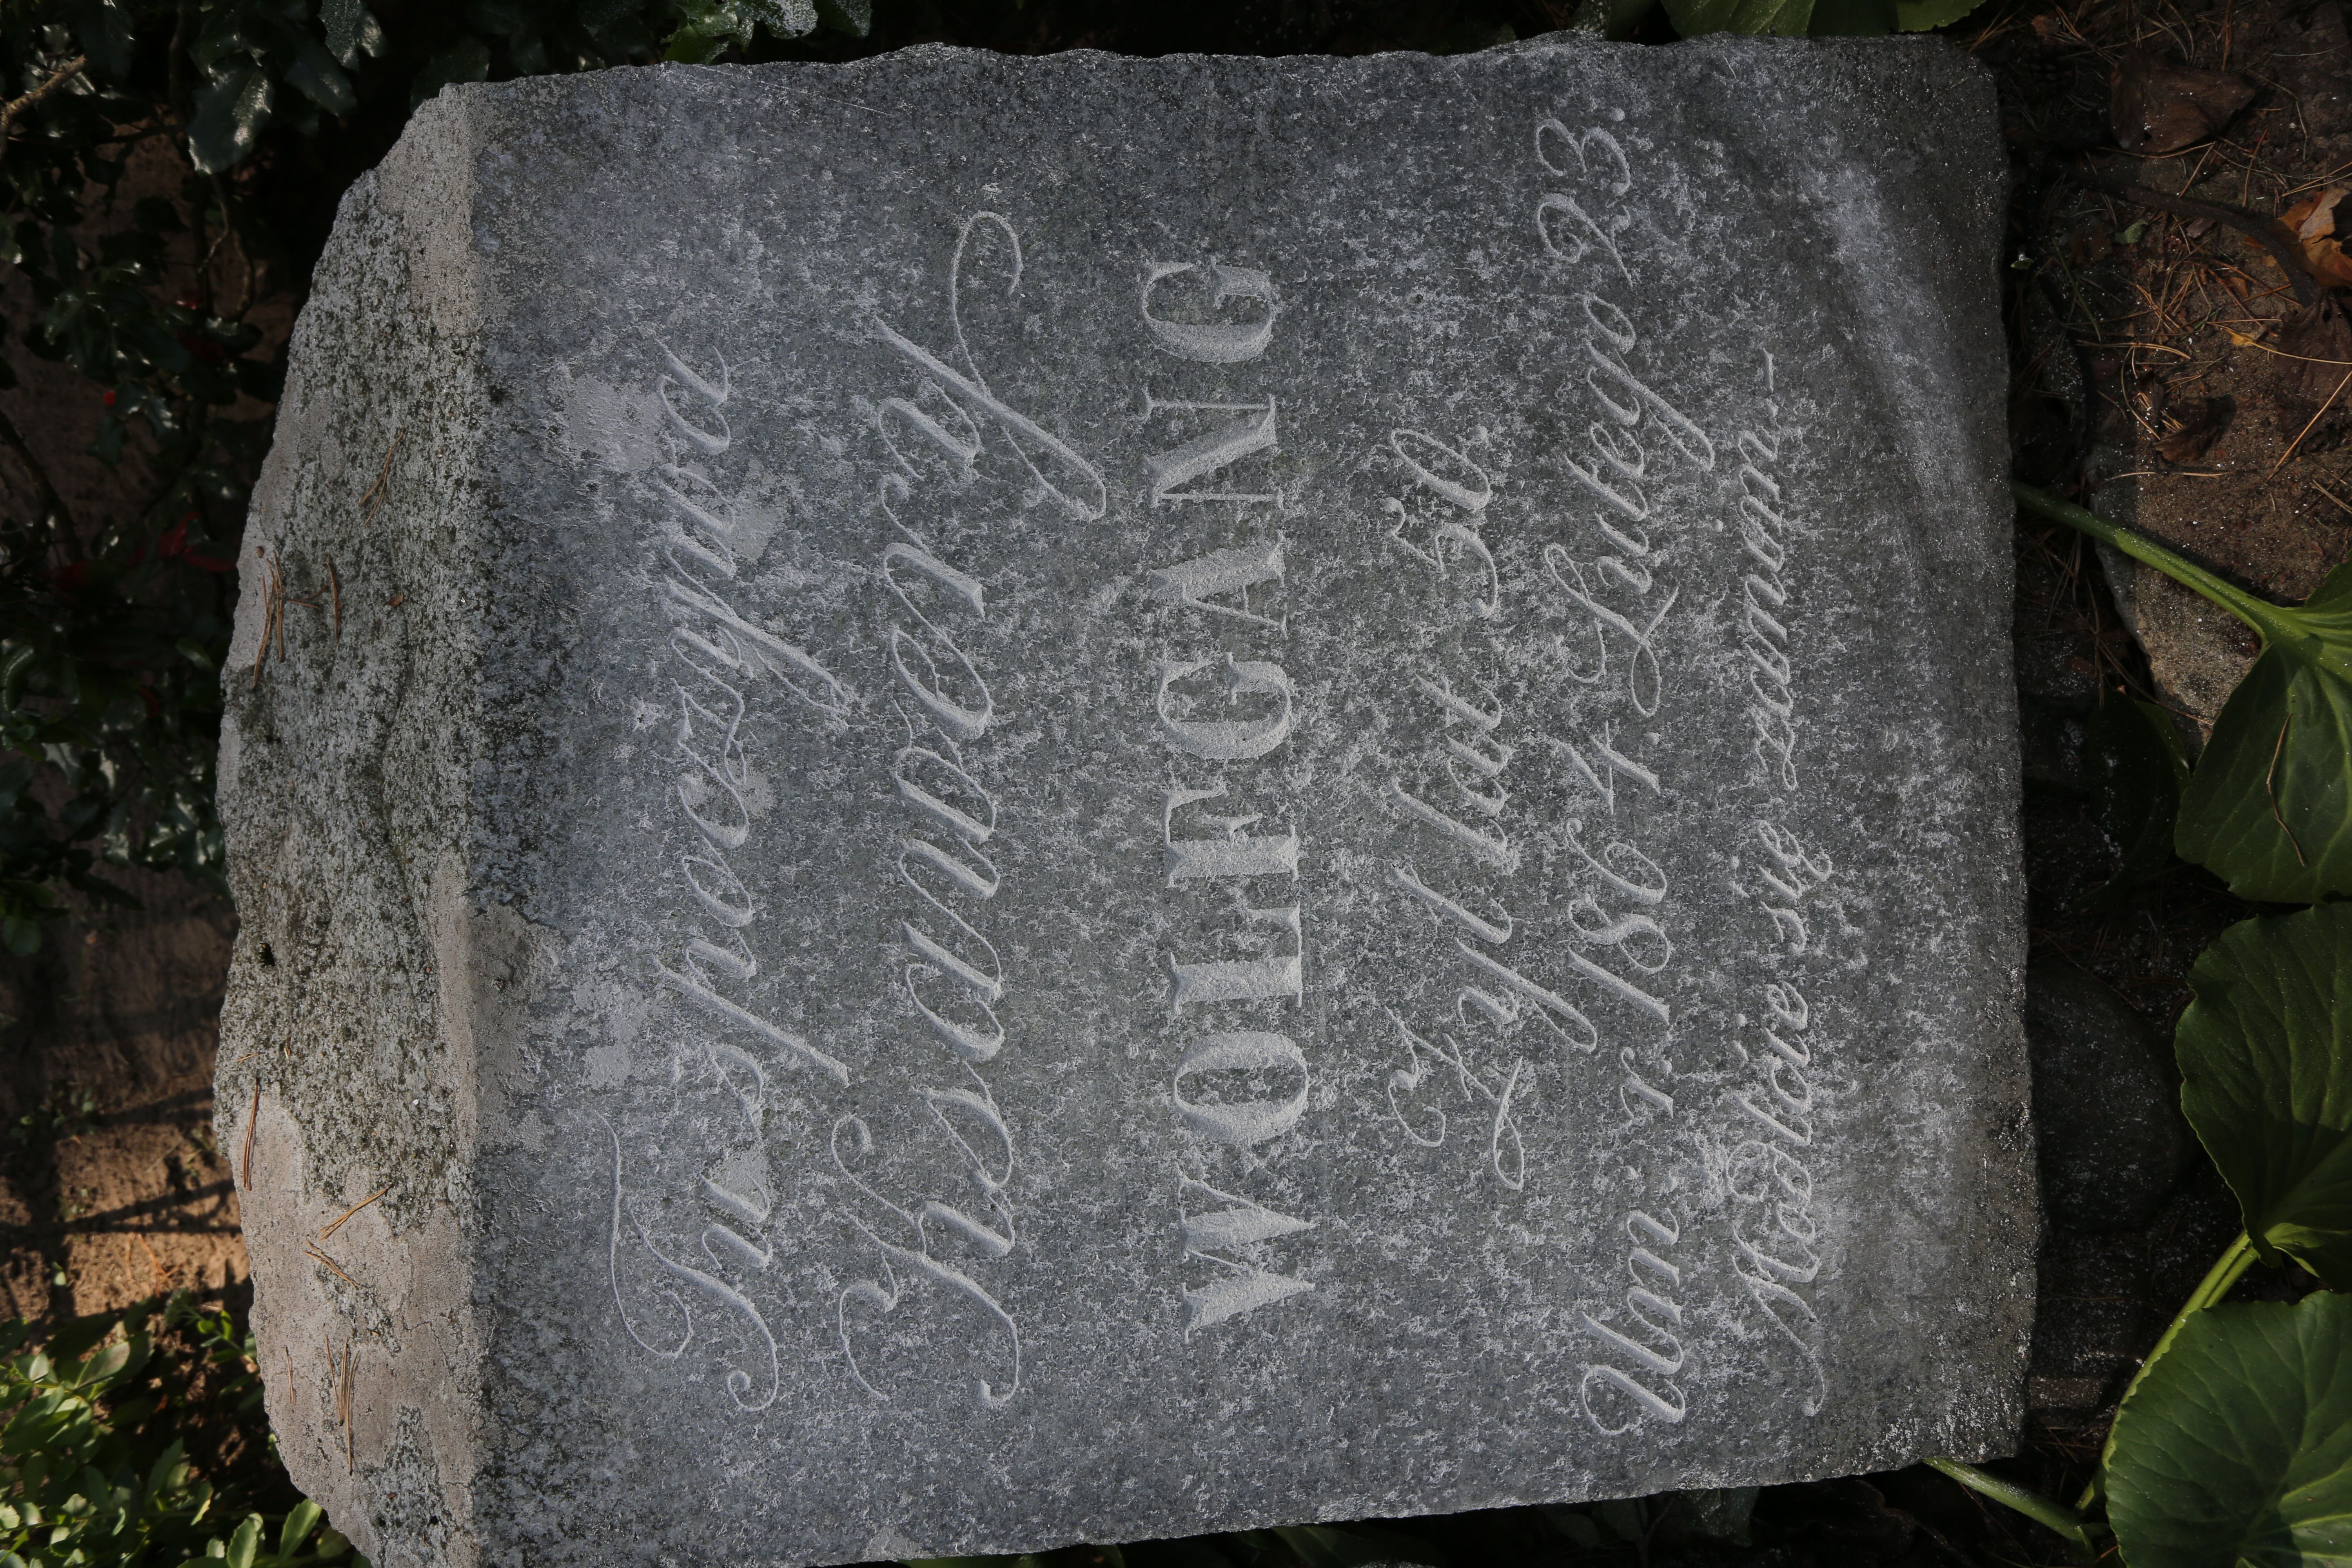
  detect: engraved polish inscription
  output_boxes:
[1136,258,1317,1331]
[605,341,854,1414]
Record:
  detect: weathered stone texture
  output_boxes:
[218,38,2029,1568]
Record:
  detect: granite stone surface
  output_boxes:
[216,37,2029,1567]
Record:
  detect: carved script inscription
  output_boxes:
[606,341,853,1414]
[832,213,1111,1408]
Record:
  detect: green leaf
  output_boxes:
[1890,0,1988,26]
[1121,1541,1236,1568]
[69,0,136,81]
[277,1499,321,1559]
[2,915,41,957]
[2016,484,2352,901]
[2176,608,2352,902]
[226,1513,260,1568]
[0,646,37,710]
[2108,1293,2352,1568]
[1804,0,1895,30]
[815,0,873,34]
[411,37,491,109]
[1664,0,1814,34]
[320,0,383,65]
[1269,1525,1445,1568]
[188,68,273,175]
[282,40,357,117]
[2178,901,2352,1284]
[2082,696,2189,902]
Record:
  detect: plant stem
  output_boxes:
[2075,1230,2260,1508]
[2013,481,2294,648]
[1924,1458,2100,1557]
[0,55,88,172]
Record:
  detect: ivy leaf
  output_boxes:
[282,38,357,116]
[816,0,874,34]
[1663,0,1815,33]
[2016,483,2352,901]
[187,67,274,175]
[0,915,38,957]
[67,0,136,82]
[2177,900,2352,1285]
[2106,1293,2352,1568]
[411,36,490,109]
[320,0,385,67]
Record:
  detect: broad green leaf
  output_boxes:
[188,68,272,174]
[410,37,491,110]
[69,0,136,80]
[2177,592,2352,901]
[1271,1524,1445,1568]
[227,1512,261,1568]
[2016,483,2352,901]
[2108,1293,2352,1568]
[278,1499,321,1559]
[1664,0,1814,32]
[2177,901,2352,1285]
[756,0,823,37]
[1121,1541,1235,1568]
[1891,0,1990,27]
[143,1437,186,1502]
[1805,0,1895,31]
[1539,1506,1602,1548]
[816,0,874,34]
[320,0,378,66]
[282,40,357,116]
[2082,696,2189,903]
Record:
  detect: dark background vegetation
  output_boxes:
[0,0,2345,1563]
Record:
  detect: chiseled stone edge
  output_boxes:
[214,88,512,1568]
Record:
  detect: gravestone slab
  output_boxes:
[216,36,2029,1568]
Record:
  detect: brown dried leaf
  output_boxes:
[2111,55,2261,155]
[2280,189,2352,287]
[2158,394,2236,465]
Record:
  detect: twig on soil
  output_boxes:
[2078,339,2192,356]
[2270,364,2352,472]
[129,1231,171,1292]
[2066,168,2323,306]
[2312,479,2352,516]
